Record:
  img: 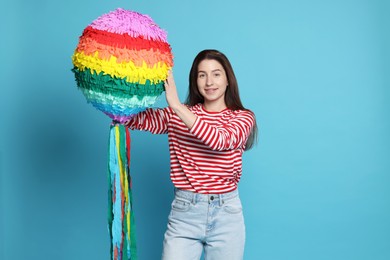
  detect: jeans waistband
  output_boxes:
[174,188,239,205]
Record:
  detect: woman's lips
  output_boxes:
[205,88,217,94]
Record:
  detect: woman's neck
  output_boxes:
[202,102,227,112]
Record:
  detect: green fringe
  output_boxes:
[107,126,114,260]
[72,67,165,98]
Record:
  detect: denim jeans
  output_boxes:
[162,188,245,260]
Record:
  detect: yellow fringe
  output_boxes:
[114,126,131,245]
[72,51,171,84]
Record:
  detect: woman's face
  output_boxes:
[196,59,228,108]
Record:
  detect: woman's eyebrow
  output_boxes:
[198,69,222,74]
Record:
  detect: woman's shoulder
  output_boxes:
[186,103,203,113]
[231,108,255,117]
[188,103,202,109]
[230,109,256,125]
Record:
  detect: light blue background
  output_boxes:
[1,0,389,259]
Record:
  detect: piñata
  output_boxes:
[71,8,173,260]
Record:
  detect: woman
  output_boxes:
[126,49,258,260]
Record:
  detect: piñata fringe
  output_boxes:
[108,124,137,259]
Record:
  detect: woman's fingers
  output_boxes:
[164,70,181,107]
[165,70,174,87]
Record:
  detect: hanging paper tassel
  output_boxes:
[108,124,137,260]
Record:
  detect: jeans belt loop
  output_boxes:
[192,193,196,204]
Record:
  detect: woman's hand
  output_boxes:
[164,70,197,129]
[164,70,181,110]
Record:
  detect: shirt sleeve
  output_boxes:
[189,110,255,151]
[126,107,172,134]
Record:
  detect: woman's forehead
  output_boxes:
[198,59,224,71]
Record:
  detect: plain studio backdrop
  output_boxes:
[1,0,389,259]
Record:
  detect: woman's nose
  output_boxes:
[206,76,213,86]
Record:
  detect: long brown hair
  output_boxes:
[185,49,258,150]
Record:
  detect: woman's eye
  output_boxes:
[198,74,205,78]
[214,73,220,77]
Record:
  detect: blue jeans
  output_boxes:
[162,189,245,260]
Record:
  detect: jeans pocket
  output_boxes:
[171,198,191,212]
[222,197,243,214]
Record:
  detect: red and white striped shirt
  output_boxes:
[127,103,255,194]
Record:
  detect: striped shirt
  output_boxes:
[127,103,255,194]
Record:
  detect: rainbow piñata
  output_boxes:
[71,8,173,260]
[72,8,173,123]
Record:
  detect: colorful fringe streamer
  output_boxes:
[71,8,173,259]
[108,124,137,260]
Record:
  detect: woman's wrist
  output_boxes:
[171,103,197,129]
[170,102,184,112]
